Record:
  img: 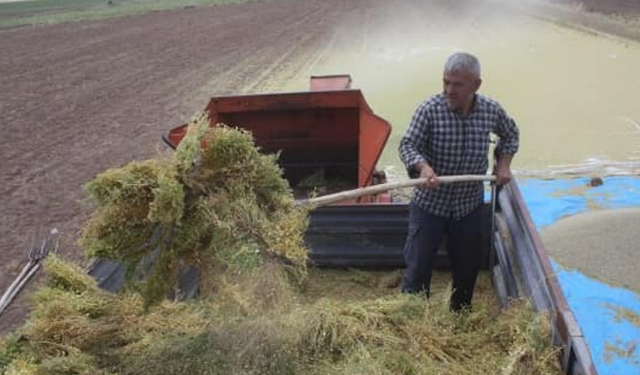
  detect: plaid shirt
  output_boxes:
[399,93,519,219]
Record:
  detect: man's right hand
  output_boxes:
[416,162,440,189]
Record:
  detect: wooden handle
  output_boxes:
[299,174,496,208]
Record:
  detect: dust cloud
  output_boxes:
[284,0,640,180]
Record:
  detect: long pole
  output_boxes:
[300,174,496,208]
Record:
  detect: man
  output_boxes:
[398,52,519,311]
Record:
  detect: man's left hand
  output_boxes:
[493,154,514,186]
[494,164,512,186]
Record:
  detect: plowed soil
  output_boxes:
[1,0,639,334]
[0,0,354,333]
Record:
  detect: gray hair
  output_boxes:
[444,52,481,78]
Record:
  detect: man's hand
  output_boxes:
[493,154,514,186]
[416,162,440,189]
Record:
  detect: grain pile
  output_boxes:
[541,208,640,293]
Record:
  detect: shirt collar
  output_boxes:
[437,93,483,117]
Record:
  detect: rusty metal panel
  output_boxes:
[162,86,391,193]
[358,101,391,189]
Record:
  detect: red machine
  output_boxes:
[163,75,392,203]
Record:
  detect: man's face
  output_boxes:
[443,70,481,111]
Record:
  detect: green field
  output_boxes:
[0,0,279,28]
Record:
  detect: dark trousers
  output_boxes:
[402,203,483,311]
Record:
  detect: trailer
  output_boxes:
[89,75,597,375]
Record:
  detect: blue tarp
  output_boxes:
[518,176,640,375]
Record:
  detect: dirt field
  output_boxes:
[1,0,640,335]
[0,0,354,333]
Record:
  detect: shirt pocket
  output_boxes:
[465,126,490,157]
[429,125,460,162]
[463,125,490,172]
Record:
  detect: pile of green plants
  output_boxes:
[0,259,562,375]
[0,112,562,375]
[79,112,308,307]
